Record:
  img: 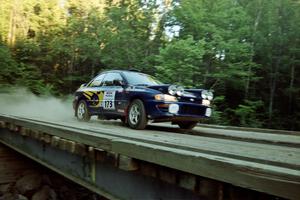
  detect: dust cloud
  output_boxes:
[0,88,75,122]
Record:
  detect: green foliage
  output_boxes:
[234,100,264,127]
[0,44,19,84]
[155,36,205,87]
[0,43,54,95]
[101,0,160,70]
[207,96,230,125]
[16,63,54,95]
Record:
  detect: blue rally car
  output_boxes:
[73,70,213,130]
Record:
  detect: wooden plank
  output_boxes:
[42,133,52,143]
[51,136,60,147]
[158,167,176,184]
[197,123,300,136]
[0,121,5,128]
[113,139,300,200]
[178,173,197,191]
[139,162,157,178]
[65,140,76,153]
[118,155,139,171]
[193,126,300,147]
[74,143,87,156]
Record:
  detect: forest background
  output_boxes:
[0,0,299,130]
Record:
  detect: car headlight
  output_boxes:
[176,86,184,96]
[201,90,208,99]
[207,91,213,100]
[201,90,213,100]
[168,85,185,96]
[155,94,177,102]
[168,85,177,95]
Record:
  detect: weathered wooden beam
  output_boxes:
[118,155,138,171]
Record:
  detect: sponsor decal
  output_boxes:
[83,91,115,109]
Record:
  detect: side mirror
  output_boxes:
[113,79,125,87]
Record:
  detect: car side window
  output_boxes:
[89,74,106,87]
[102,73,123,86]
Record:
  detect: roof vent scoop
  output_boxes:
[128,68,140,72]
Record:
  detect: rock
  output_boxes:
[0,184,11,195]
[0,193,14,200]
[16,194,28,200]
[41,175,52,186]
[15,173,42,195]
[21,170,37,177]
[31,185,56,200]
[0,193,28,200]
[58,185,77,200]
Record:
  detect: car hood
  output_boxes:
[146,84,202,99]
[146,84,171,94]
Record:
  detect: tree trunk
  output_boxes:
[268,0,284,126]
[7,4,16,46]
[244,65,251,100]
[268,67,276,122]
[246,0,262,99]
[288,62,295,114]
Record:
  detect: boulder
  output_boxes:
[0,184,11,195]
[0,193,28,200]
[41,175,52,186]
[15,173,42,195]
[31,185,56,200]
[58,185,77,200]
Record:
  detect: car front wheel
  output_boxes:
[127,99,148,129]
[76,100,91,122]
[177,121,198,130]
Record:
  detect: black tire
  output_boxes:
[127,99,148,129]
[177,121,198,130]
[76,100,91,122]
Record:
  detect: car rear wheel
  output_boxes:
[76,100,91,122]
[128,99,147,129]
[177,121,198,130]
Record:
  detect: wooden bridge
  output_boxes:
[0,114,299,200]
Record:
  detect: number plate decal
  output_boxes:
[102,91,116,110]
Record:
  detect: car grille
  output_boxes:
[177,96,202,104]
[180,105,206,116]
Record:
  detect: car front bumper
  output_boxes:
[144,100,211,122]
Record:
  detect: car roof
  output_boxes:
[98,69,143,74]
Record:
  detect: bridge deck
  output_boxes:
[0,114,299,200]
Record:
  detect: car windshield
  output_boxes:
[123,71,162,86]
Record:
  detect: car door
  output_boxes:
[81,73,106,115]
[100,72,126,116]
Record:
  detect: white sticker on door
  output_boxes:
[102,91,115,110]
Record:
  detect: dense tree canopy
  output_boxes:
[0,0,299,130]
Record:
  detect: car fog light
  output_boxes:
[202,99,210,106]
[205,108,212,117]
[168,104,179,114]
